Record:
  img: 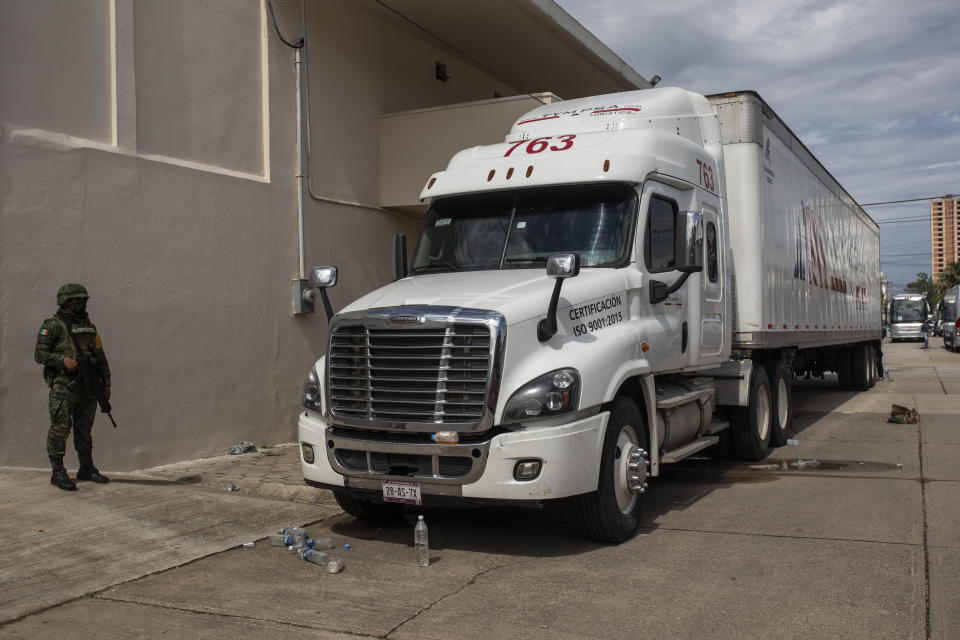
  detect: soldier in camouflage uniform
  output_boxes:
[34,283,111,491]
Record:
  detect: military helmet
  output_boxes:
[57,283,89,306]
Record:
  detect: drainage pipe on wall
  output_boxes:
[298,0,421,222]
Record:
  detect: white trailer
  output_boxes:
[298,88,882,542]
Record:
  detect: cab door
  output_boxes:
[700,204,725,358]
[637,180,698,372]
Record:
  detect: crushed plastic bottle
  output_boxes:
[786,439,800,446]
[242,541,255,548]
[326,557,344,574]
[218,482,238,491]
[414,515,429,567]
[300,548,330,566]
[280,526,308,537]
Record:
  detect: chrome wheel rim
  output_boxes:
[777,378,789,428]
[757,384,771,441]
[614,425,639,514]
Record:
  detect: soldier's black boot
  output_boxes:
[50,457,78,491]
[77,452,109,483]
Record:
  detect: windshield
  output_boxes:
[890,299,927,323]
[411,184,638,274]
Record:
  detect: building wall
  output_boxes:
[1,0,637,471]
[931,197,959,276]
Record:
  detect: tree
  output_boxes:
[936,261,960,290]
[905,272,939,303]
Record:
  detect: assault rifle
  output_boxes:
[63,320,118,428]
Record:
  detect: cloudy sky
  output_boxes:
[557,0,960,293]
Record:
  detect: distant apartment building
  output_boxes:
[931,195,959,276]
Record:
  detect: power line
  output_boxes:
[862,194,956,206]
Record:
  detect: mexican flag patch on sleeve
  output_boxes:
[40,328,50,336]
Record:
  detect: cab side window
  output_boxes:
[706,222,718,283]
[645,196,676,272]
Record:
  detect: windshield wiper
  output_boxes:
[411,260,460,274]
[505,256,549,264]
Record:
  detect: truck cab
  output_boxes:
[298,87,880,542]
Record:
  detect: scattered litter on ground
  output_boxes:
[228,441,257,455]
[749,464,780,470]
[34,529,44,533]
[791,459,821,470]
[268,525,346,573]
[218,482,238,492]
[242,541,255,548]
[897,463,904,468]
[887,404,918,424]
[786,438,800,446]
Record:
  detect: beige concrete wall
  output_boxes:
[0,0,526,470]
[133,0,265,175]
[1,0,641,471]
[0,0,113,142]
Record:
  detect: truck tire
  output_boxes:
[836,348,853,389]
[730,365,772,461]
[852,344,872,391]
[767,361,793,446]
[333,489,404,522]
[574,396,648,543]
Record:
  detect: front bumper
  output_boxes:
[298,410,608,501]
[890,324,922,339]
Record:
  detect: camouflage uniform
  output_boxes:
[34,284,111,489]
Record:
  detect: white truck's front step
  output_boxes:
[660,436,719,464]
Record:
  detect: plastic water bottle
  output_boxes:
[310,536,334,550]
[280,527,308,538]
[269,534,298,547]
[414,515,429,567]
[301,548,330,566]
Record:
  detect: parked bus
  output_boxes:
[888,293,929,341]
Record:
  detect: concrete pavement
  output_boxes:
[1,339,958,639]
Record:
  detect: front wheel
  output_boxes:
[574,397,649,543]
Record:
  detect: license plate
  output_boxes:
[382,480,421,505]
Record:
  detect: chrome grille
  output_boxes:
[328,324,492,424]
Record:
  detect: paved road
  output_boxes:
[1,339,957,639]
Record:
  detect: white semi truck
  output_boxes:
[298,88,881,542]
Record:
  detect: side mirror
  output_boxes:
[546,254,581,279]
[675,210,704,273]
[308,266,338,321]
[539,254,580,342]
[309,266,338,288]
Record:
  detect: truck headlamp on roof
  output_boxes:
[503,369,580,423]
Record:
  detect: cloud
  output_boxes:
[557,0,960,291]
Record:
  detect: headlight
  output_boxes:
[503,368,580,422]
[303,366,322,412]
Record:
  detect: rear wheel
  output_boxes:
[767,361,793,446]
[574,397,649,543]
[731,365,772,461]
[852,344,872,391]
[333,489,404,522]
